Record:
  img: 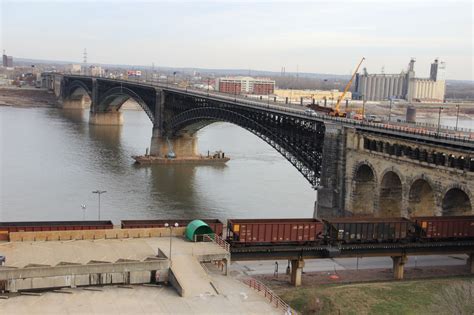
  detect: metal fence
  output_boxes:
[195,233,230,252]
[241,277,297,315]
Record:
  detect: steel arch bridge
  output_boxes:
[164,101,325,186]
[44,73,474,217]
[55,74,326,186]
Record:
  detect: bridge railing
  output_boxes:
[241,277,297,315]
[55,73,474,144]
[197,233,230,252]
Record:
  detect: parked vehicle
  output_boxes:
[304,109,317,117]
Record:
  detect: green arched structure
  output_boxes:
[185,219,214,241]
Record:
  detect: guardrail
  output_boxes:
[241,277,297,315]
[48,73,474,144]
[200,233,230,252]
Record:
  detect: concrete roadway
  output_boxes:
[232,254,468,276]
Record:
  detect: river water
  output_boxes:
[1,106,472,224]
[0,106,316,223]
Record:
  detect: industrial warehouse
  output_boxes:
[354,58,446,102]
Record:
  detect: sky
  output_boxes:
[1,0,473,80]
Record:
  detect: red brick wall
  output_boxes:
[219,82,242,94]
[252,83,274,95]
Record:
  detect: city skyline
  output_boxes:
[1,0,473,80]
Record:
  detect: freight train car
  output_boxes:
[324,217,415,243]
[413,216,474,240]
[0,221,114,233]
[227,218,324,245]
[120,219,224,236]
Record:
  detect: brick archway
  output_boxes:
[379,170,403,217]
[351,162,377,215]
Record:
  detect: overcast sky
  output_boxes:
[1,0,472,80]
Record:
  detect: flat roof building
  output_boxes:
[216,76,275,95]
[2,54,13,68]
[354,58,446,102]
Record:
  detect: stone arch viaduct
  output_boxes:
[42,73,474,218]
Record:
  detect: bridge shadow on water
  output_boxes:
[46,107,234,221]
[133,162,228,220]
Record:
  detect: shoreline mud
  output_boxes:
[0,86,58,107]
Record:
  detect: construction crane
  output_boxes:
[331,57,365,117]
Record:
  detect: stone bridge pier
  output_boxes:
[62,95,90,110]
[150,128,198,158]
[89,111,124,125]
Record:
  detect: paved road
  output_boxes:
[232,254,468,276]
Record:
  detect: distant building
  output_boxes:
[216,76,275,95]
[65,64,82,74]
[127,70,142,78]
[2,53,13,68]
[90,66,105,77]
[354,58,446,102]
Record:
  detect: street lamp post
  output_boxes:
[437,106,444,136]
[81,204,86,221]
[164,222,179,267]
[455,104,460,131]
[361,94,366,120]
[388,97,393,122]
[92,190,106,220]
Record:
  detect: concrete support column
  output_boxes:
[290,259,305,287]
[89,111,123,125]
[70,275,76,288]
[150,126,162,156]
[223,258,230,276]
[8,279,17,293]
[469,253,474,274]
[62,97,87,110]
[150,129,198,158]
[392,255,407,280]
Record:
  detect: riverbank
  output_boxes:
[0,86,58,107]
[270,276,474,314]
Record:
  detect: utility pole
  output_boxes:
[92,190,106,220]
[455,104,460,131]
[437,106,443,136]
[388,97,393,122]
[83,48,87,75]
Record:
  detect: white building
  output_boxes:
[355,59,446,102]
[65,64,82,74]
[90,66,105,77]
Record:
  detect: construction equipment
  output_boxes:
[330,57,365,117]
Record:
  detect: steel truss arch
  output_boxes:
[65,80,92,99]
[98,86,155,124]
[166,107,323,187]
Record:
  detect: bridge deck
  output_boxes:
[230,241,474,260]
[54,74,474,151]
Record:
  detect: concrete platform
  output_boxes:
[0,282,282,314]
[0,236,228,268]
[170,255,215,297]
[0,236,229,292]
